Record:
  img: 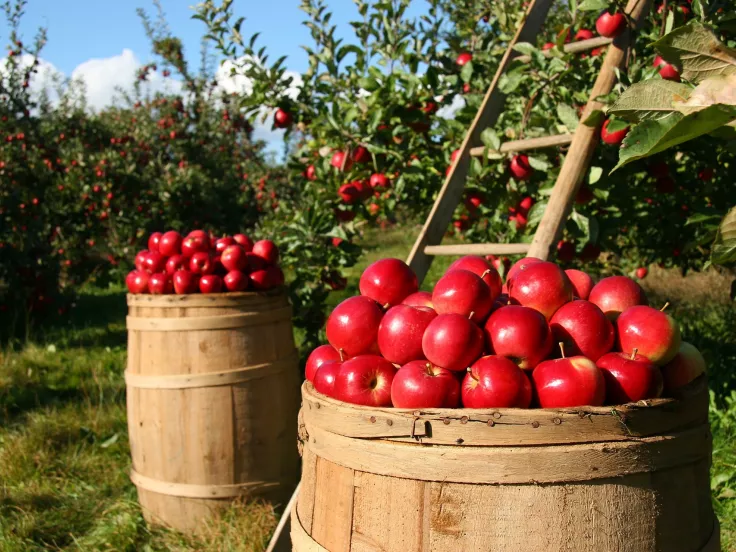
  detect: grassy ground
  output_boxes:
[1,224,735,551]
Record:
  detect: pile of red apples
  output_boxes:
[126,230,282,294]
[306,256,706,409]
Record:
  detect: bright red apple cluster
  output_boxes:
[306,256,706,409]
[125,230,283,295]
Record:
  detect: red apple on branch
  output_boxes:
[456,52,473,66]
[601,119,629,145]
[326,296,384,357]
[359,258,418,308]
[333,355,397,407]
[597,350,663,403]
[509,154,533,180]
[391,361,460,408]
[378,304,437,365]
[484,305,553,370]
[422,313,484,372]
[462,355,532,408]
[596,11,626,38]
[550,300,614,361]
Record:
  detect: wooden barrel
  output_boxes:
[125,291,300,533]
[292,377,719,552]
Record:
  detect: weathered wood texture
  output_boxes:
[293,379,719,552]
[126,291,300,533]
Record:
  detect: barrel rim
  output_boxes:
[126,287,285,307]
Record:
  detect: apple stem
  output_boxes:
[383,302,391,311]
[630,348,638,360]
[467,366,478,381]
[660,302,670,312]
[481,269,491,279]
[338,348,345,362]
[558,342,566,359]
[426,362,433,376]
[468,311,475,320]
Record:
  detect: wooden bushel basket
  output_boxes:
[125,291,300,533]
[292,378,719,552]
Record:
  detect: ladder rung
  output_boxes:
[424,243,531,256]
[469,133,573,157]
[564,36,613,54]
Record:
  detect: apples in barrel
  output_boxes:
[305,256,701,408]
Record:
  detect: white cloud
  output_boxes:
[436,93,466,119]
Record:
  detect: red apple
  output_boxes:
[173,270,198,294]
[508,261,573,320]
[574,28,595,41]
[148,232,163,253]
[615,305,682,365]
[506,256,542,283]
[182,233,210,257]
[661,341,706,392]
[215,236,235,254]
[189,251,214,275]
[391,361,460,408]
[462,355,531,408]
[484,305,553,370]
[446,255,503,300]
[126,270,150,294]
[224,270,249,292]
[221,245,248,272]
[273,107,292,129]
[509,154,533,180]
[305,165,317,181]
[550,300,614,361]
[330,150,353,171]
[635,267,648,279]
[653,55,680,81]
[159,230,183,256]
[378,304,437,365]
[359,258,418,308]
[401,291,434,309]
[165,254,188,275]
[421,313,484,372]
[313,360,342,397]
[588,276,647,319]
[565,269,594,300]
[305,344,343,382]
[233,233,254,252]
[432,269,492,323]
[533,352,606,407]
[596,11,626,38]
[352,145,370,164]
[597,351,663,403]
[338,182,361,204]
[199,274,223,294]
[249,266,283,290]
[143,251,166,273]
[601,119,629,145]
[252,239,279,265]
[247,252,267,272]
[333,355,397,406]
[326,296,384,357]
[369,173,389,189]
[148,272,173,294]
[134,250,149,272]
[556,240,576,262]
[456,52,472,66]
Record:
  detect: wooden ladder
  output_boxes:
[407,0,652,284]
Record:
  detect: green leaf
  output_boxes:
[652,22,736,83]
[583,109,606,127]
[460,61,474,83]
[606,118,629,132]
[527,200,548,228]
[608,80,693,122]
[512,42,536,55]
[557,103,579,131]
[612,104,736,171]
[711,206,736,266]
[673,74,736,116]
[480,128,501,150]
[589,166,603,184]
[357,77,380,91]
[578,0,610,11]
[527,155,550,171]
[499,72,523,94]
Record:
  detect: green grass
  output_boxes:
[1,225,735,550]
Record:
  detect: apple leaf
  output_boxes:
[527,155,551,171]
[582,109,605,127]
[612,104,736,171]
[711,206,736,266]
[460,60,474,83]
[527,200,548,229]
[578,0,610,11]
[589,166,603,184]
[512,42,536,55]
[606,118,629,132]
[480,128,501,150]
[652,22,736,83]
[607,80,692,122]
[557,104,579,131]
[673,74,736,115]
